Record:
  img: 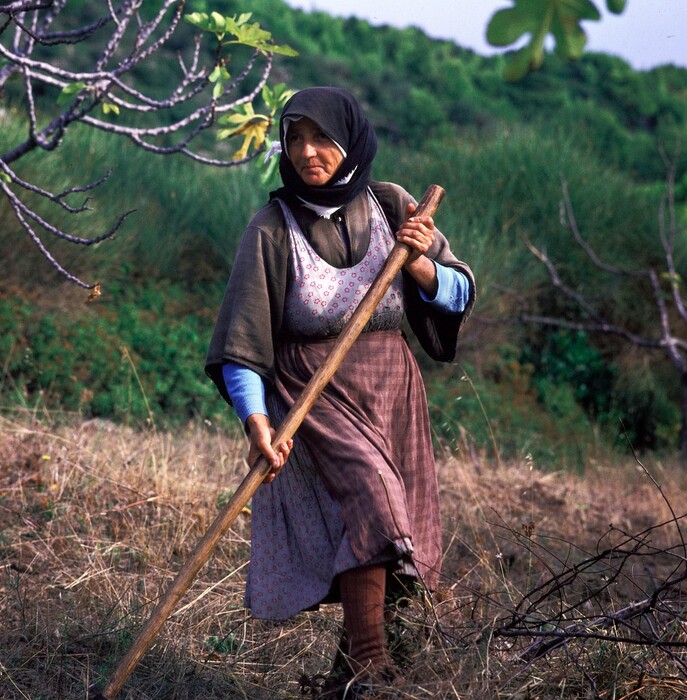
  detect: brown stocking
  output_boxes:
[338,565,393,679]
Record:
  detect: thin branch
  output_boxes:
[623,426,687,569]
[499,570,687,662]
[521,170,687,395]
[94,0,138,72]
[9,7,114,45]
[559,177,645,278]
[2,186,97,290]
[524,236,611,322]
[517,312,687,351]
[648,268,687,373]
[0,2,52,11]
[0,159,113,214]
[0,0,284,288]
[1,175,134,246]
[657,144,687,323]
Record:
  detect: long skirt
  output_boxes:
[244,329,442,620]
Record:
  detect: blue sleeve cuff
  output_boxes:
[418,261,471,313]
[222,362,267,425]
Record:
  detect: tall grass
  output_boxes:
[1,409,685,698]
[374,126,659,315]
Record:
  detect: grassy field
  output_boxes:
[1,409,686,699]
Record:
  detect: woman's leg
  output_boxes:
[338,564,393,679]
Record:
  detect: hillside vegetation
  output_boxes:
[1,0,687,466]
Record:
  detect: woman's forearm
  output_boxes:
[404,255,439,298]
[222,362,268,424]
[412,260,472,313]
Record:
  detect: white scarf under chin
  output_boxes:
[297,166,358,218]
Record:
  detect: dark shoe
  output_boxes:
[319,662,398,699]
[320,676,398,699]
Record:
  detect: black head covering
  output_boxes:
[273,87,378,208]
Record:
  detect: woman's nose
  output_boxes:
[302,141,317,157]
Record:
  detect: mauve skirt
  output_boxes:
[244,329,442,620]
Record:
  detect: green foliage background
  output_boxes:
[1,0,686,469]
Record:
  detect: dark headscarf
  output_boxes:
[272,87,378,208]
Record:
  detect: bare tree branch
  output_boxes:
[658,144,687,323]
[1,0,291,289]
[9,2,112,45]
[428,460,687,697]
[559,176,646,279]
[524,236,615,323]
[514,152,687,455]
[1,158,114,214]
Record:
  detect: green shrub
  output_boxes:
[0,284,235,429]
[426,355,603,472]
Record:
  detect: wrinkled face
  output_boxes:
[285,117,345,186]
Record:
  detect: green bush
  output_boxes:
[0,284,235,429]
[426,356,603,472]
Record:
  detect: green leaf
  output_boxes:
[257,148,280,188]
[0,172,11,185]
[212,80,224,99]
[262,83,295,115]
[185,11,297,56]
[102,102,120,116]
[264,43,299,57]
[503,47,540,81]
[57,81,88,106]
[226,18,298,56]
[486,0,603,80]
[209,11,226,33]
[205,634,237,655]
[229,20,272,47]
[209,64,231,83]
[208,65,221,83]
[606,0,626,13]
[486,6,537,47]
[184,12,212,31]
[552,19,587,60]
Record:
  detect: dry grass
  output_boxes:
[1,410,686,699]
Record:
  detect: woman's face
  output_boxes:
[285,117,345,186]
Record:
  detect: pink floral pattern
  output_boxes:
[279,192,404,337]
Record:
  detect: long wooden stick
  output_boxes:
[94,184,445,699]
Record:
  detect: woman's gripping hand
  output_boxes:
[245,414,293,484]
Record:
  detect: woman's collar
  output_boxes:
[296,198,341,219]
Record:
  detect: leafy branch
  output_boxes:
[0,1,296,290]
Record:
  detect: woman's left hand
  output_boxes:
[397,202,436,262]
[397,202,439,297]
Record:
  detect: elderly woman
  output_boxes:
[206,87,475,693]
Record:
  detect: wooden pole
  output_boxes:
[94,184,445,699]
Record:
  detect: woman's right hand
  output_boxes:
[245,413,293,484]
